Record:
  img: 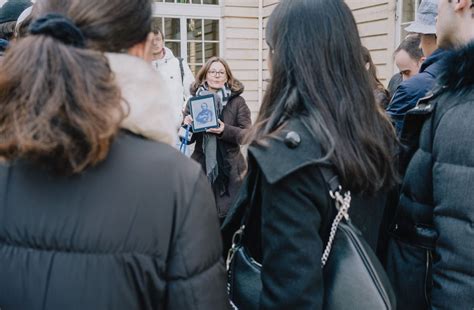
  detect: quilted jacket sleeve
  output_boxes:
[218,96,252,145]
[165,171,231,310]
[430,103,474,309]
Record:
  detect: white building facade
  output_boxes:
[153,0,421,116]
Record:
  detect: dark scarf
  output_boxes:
[196,83,233,196]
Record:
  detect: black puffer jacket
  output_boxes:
[387,42,474,309]
[0,132,230,310]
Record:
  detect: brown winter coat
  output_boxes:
[185,85,252,218]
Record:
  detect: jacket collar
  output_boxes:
[248,118,323,184]
[154,47,175,64]
[420,48,447,73]
[418,48,450,79]
[106,53,180,145]
[437,41,474,92]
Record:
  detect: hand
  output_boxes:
[183,115,193,126]
[206,119,225,135]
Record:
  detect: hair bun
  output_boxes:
[29,13,85,48]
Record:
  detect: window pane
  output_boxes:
[204,42,219,61]
[166,42,181,58]
[165,0,175,3]
[164,18,180,40]
[402,0,417,23]
[187,19,203,40]
[204,19,219,41]
[189,64,202,76]
[151,17,163,33]
[192,0,201,3]
[188,42,203,64]
[203,0,218,4]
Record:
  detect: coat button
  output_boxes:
[284,131,301,149]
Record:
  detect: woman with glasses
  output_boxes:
[183,57,251,221]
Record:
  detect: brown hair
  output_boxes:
[30,0,152,52]
[394,34,423,61]
[0,21,16,40]
[361,46,390,98]
[151,18,163,38]
[0,0,153,174]
[191,56,244,95]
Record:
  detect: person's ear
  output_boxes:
[127,32,154,63]
[454,0,469,11]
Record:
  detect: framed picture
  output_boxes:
[189,94,219,133]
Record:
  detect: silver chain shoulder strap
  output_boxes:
[321,187,352,267]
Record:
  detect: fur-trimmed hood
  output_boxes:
[438,41,474,93]
[106,53,180,145]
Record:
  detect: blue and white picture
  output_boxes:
[190,95,218,132]
[196,102,213,124]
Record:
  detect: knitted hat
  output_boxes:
[0,0,32,24]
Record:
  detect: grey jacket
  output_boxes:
[388,41,474,309]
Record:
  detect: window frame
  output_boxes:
[395,0,422,46]
[152,1,224,69]
[155,0,219,4]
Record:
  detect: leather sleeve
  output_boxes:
[259,166,328,310]
[165,170,231,310]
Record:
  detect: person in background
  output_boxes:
[387,73,403,99]
[361,46,390,108]
[222,0,398,308]
[394,34,424,82]
[386,35,424,104]
[183,57,251,221]
[0,0,230,308]
[151,23,194,127]
[386,0,448,135]
[386,0,474,308]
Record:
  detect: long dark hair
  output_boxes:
[0,0,153,174]
[361,47,389,92]
[249,0,398,194]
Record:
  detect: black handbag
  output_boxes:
[226,166,397,309]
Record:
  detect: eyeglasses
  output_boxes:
[208,70,226,77]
